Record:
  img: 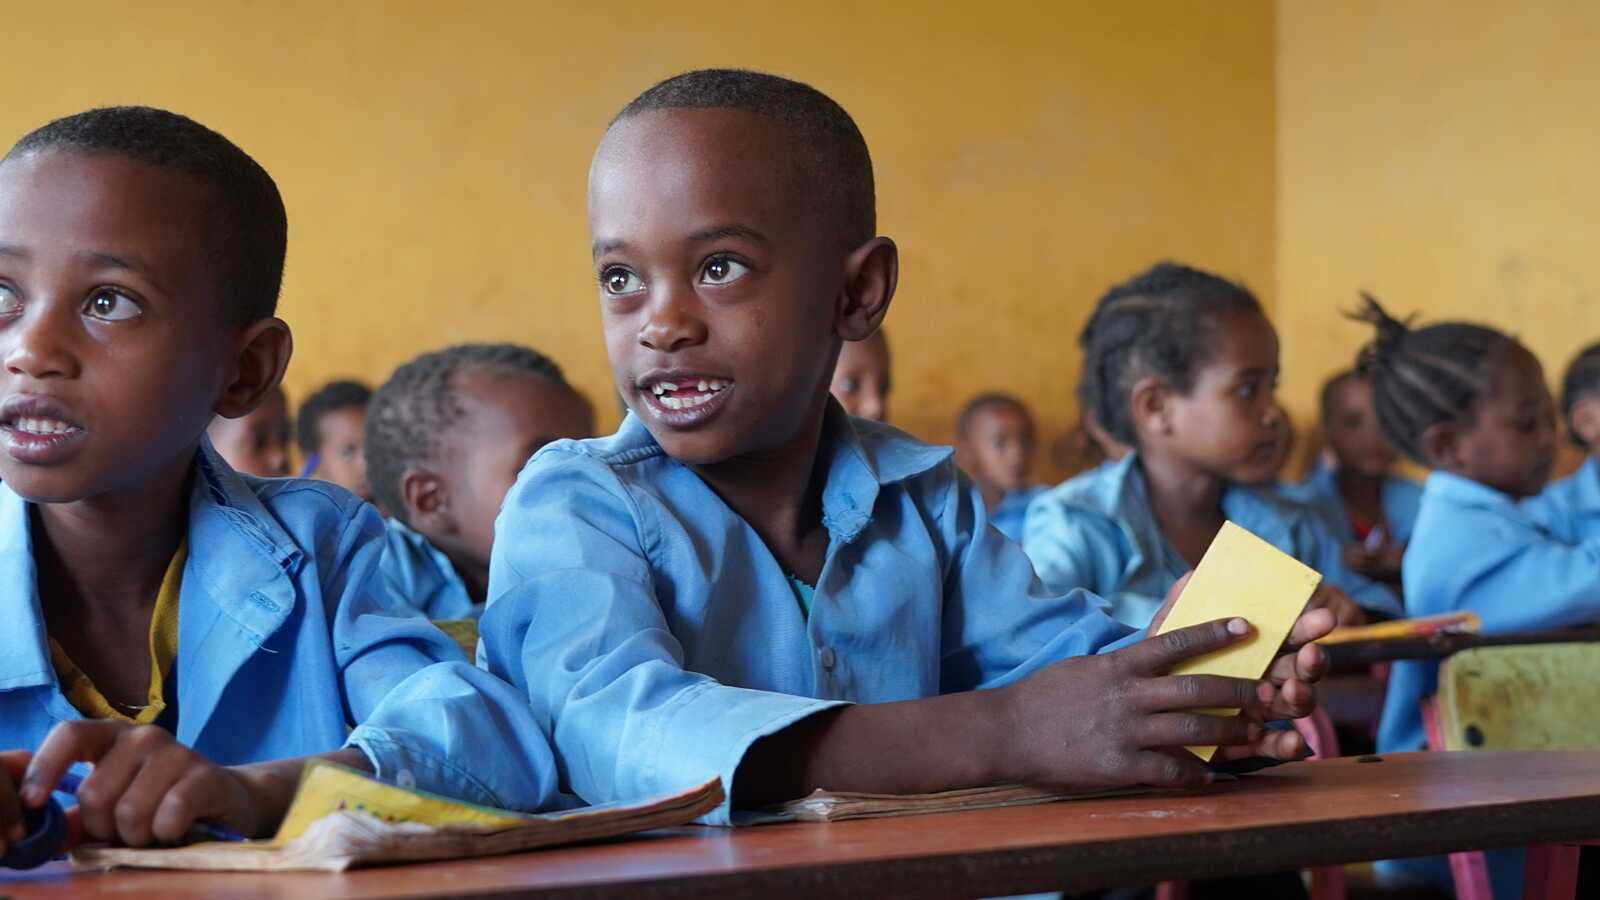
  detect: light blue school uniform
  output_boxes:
[355,408,1139,825]
[1282,464,1423,545]
[377,518,479,620]
[0,441,469,786]
[1525,456,1600,544]
[1022,453,1403,626]
[1376,470,1600,897]
[990,486,1046,542]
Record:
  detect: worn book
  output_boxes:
[73,761,721,872]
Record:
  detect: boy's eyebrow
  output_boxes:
[592,238,629,260]
[0,242,30,260]
[688,224,767,244]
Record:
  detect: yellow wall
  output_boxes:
[1277,1,1600,474]
[5,0,1276,481]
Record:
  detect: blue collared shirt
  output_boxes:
[1525,456,1600,544]
[362,409,1136,825]
[0,440,466,770]
[377,518,480,621]
[990,486,1046,543]
[1022,454,1403,627]
[1282,465,1423,545]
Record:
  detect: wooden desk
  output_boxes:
[4,752,1598,899]
[1325,626,1600,672]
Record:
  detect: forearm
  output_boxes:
[733,688,1013,808]
[230,748,372,837]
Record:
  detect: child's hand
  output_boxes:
[1309,583,1365,627]
[19,721,268,847]
[0,749,33,856]
[994,616,1329,790]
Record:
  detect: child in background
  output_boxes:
[296,379,373,502]
[1024,262,1388,628]
[349,69,1337,828]
[829,327,890,421]
[0,107,480,850]
[206,382,290,477]
[953,392,1042,541]
[363,344,593,620]
[1285,368,1421,585]
[1527,342,1600,541]
[1355,296,1600,896]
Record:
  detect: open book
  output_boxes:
[72,761,722,872]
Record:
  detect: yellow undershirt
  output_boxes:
[49,540,187,724]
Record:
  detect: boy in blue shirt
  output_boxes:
[954,392,1043,542]
[350,69,1337,826]
[364,343,594,620]
[0,107,487,851]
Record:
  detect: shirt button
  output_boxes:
[819,647,836,671]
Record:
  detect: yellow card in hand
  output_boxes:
[1153,521,1322,761]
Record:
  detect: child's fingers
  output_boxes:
[1122,618,1250,675]
[1126,749,1212,788]
[1262,679,1317,720]
[1137,712,1254,750]
[0,750,29,849]
[111,740,197,847]
[1264,643,1327,686]
[1135,673,1268,715]
[151,768,234,845]
[1248,726,1309,761]
[1285,607,1336,648]
[23,720,125,807]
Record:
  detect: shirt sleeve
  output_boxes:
[936,469,1136,694]
[1416,512,1600,632]
[480,451,845,826]
[1020,487,1164,630]
[320,501,471,725]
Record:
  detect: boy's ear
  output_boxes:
[1129,375,1173,439]
[835,236,898,342]
[399,466,453,537]
[1570,397,1600,450]
[1420,420,1462,471]
[214,318,293,419]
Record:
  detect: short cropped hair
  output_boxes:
[6,106,286,325]
[365,344,571,524]
[612,68,875,246]
[296,380,373,455]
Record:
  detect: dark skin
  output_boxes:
[400,369,594,603]
[590,107,1334,808]
[0,148,367,851]
[829,329,890,422]
[1129,310,1363,626]
[1322,375,1405,581]
[310,405,372,501]
[206,383,290,477]
[955,400,1036,512]
[1422,342,1558,501]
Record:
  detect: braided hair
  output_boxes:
[1077,262,1264,447]
[1560,343,1600,449]
[1348,293,1511,466]
[365,344,571,524]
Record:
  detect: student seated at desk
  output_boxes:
[350,69,1338,828]
[0,106,502,851]
[1526,342,1600,541]
[364,343,594,620]
[1353,296,1600,896]
[1022,263,1389,628]
[206,382,291,477]
[1283,369,1421,586]
[296,379,374,503]
[828,326,890,422]
[953,392,1043,542]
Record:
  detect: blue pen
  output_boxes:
[57,769,247,843]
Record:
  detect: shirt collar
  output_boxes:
[1111,452,1295,549]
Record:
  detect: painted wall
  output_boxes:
[1276,1,1600,474]
[5,0,1276,481]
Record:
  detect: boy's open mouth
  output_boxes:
[637,373,734,426]
[0,395,87,464]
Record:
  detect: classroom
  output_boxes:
[1,1,1598,898]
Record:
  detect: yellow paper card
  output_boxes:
[1153,521,1322,761]
[273,761,529,843]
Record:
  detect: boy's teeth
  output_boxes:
[15,417,75,435]
[697,380,708,392]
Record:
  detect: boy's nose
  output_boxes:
[638,288,708,353]
[3,309,80,381]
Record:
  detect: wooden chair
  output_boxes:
[1421,643,1600,900]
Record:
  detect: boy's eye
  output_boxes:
[0,285,19,315]
[700,256,750,286]
[1234,382,1258,399]
[839,376,860,393]
[600,267,644,296]
[84,289,142,322]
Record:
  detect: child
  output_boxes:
[1284,368,1421,585]
[953,392,1042,541]
[829,327,890,421]
[206,382,290,477]
[349,69,1337,827]
[296,379,373,502]
[364,344,594,620]
[1024,263,1390,629]
[0,107,507,851]
[1526,342,1600,541]
[1355,296,1599,896]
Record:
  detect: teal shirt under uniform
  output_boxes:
[354,406,1140,825]
[0,440,469,796]
[1021,453,1403,626]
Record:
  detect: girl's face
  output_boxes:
[1160,309,1285,484]
[1324,376,1397,479]
[1448,343,1557,499]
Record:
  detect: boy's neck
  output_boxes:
[33,451,194,623]
[1137,452,1227,566]
[976,481,1005,514]
[1334,466,1384,505]
[443,552,489,606]
[689,403,831,584]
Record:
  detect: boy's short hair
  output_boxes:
[6,106,287,326]
[613,68,875,246]
[1561,343,1600,448]
[296,380,373,455]
[365,344,571,523]
[956,392,1031,437]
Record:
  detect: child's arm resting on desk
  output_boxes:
[736,605,1335,808]
[0,720,373,848]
